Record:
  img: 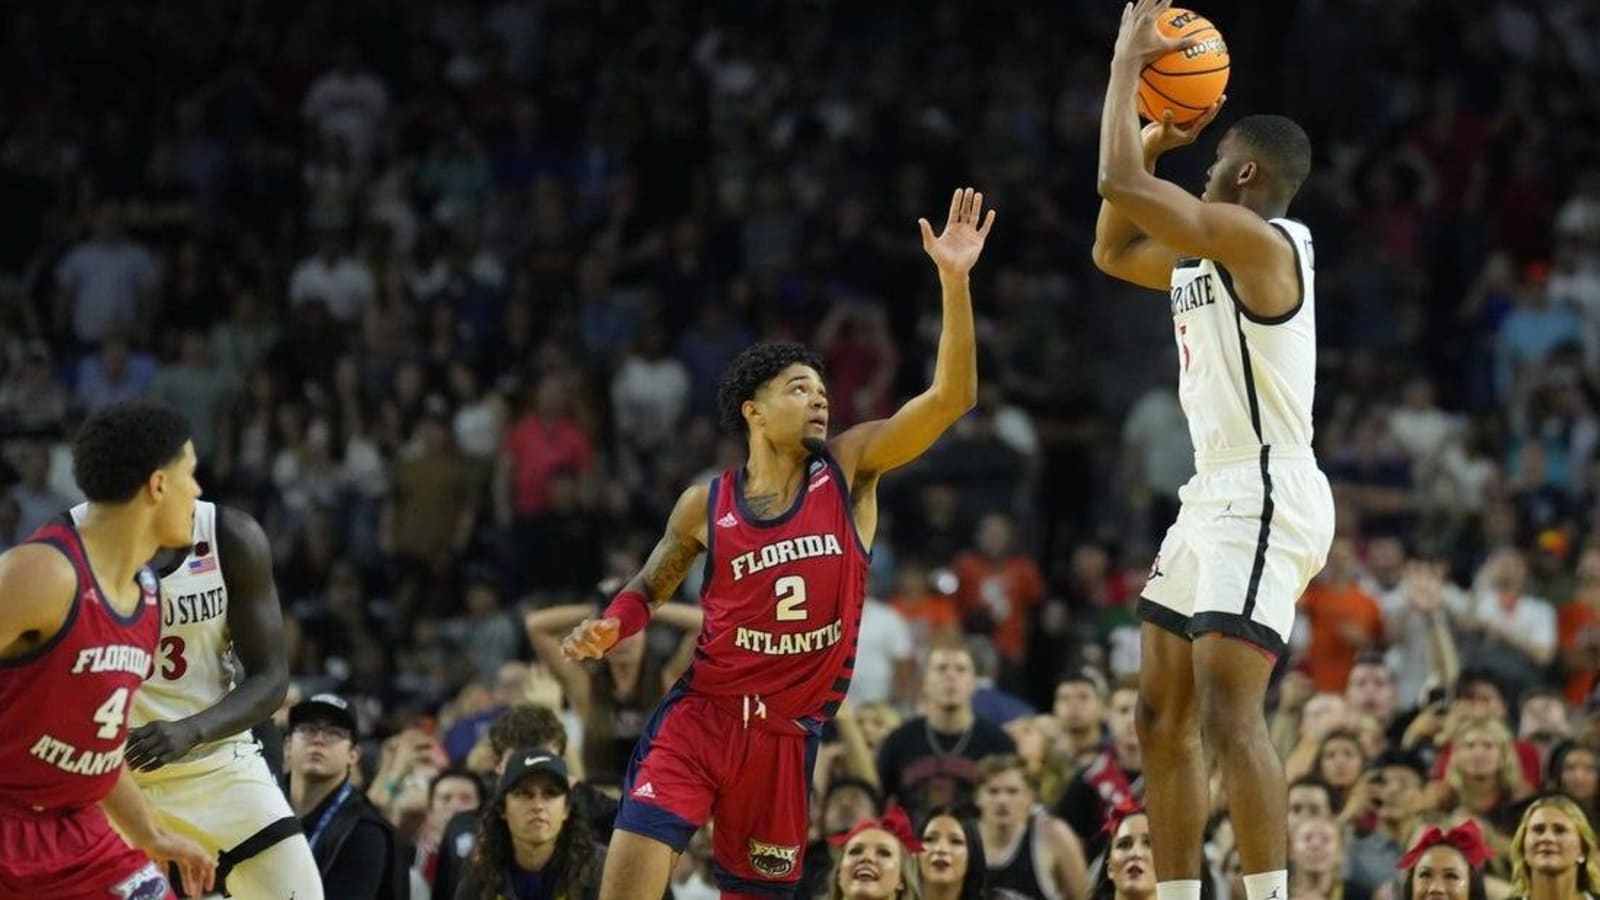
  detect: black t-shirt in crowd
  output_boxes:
[876,715,1016,824]
[1055,761,1143,862]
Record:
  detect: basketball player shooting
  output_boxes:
[1093,3,1334,900]
[563,187,994,900]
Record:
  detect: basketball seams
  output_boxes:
[1139,74,1210,112]
[1140,8,1229,123]
[1148,62,1231,77]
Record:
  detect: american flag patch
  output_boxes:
[186,556,218,575]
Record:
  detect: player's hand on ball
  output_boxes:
[561,617,621,661]
[125,720,202,771]
[146,829,216,897]
[920,187,996,276]
[1142,100,1225,157]
[1114,0,1197,68]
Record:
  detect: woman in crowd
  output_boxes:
[524,590,702,790]
[1090,807,1156,900]
[920,806,988,900]
[828,805,925,900]
[1508,794,1599,900]
[456,748,603,900]
[1435,718,1533,865]
[1316,728,1370,812]
[1547,741,1598,823]
[1398,820,1492,900]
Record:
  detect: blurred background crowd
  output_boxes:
[1,0,1598,898]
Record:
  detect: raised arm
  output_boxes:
[561,484,708,661]
[830,188,993,480]
[1097,0,1296,318]
[1093,104,1224,291]
[127,507,289,771]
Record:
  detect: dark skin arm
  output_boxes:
[1096,0,1297,317]
[126,507,289,770]
[561,485,708,660]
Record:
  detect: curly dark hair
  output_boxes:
[487,703,568,758]
[72,402,192,503]
[716,342,826,436]
[465,780,598,900]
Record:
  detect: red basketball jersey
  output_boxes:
[685,452,870,725]
[0,520,161,814]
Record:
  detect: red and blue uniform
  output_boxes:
[0,520,173,900]
[617,451,869,897]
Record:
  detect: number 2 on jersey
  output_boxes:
[774,575,808,622]
[92,687,130,739]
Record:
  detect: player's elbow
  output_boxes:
[1090,240,1120,275]
[1096,169,1131,203]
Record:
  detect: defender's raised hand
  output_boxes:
[920,187,996,277]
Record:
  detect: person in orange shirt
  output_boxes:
[1559,547,1600,705]
[890,556,961,646]
[952,512,1045,680]
[1298,536,1384,693]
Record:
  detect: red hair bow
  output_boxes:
[1101,797,1145,838]
[1397,820,1494,871]
[828,803,926,854]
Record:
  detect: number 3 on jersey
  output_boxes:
[92,687,131,739]
[158,635,188,680]
[775,575,808,622]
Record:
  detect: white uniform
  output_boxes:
[71,501,323,900]
[1137,218,1336,655]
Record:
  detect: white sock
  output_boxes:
[1156,881,1202,900]
[1243,870,1289,900]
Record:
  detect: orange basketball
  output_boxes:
[1137,8,1229,125]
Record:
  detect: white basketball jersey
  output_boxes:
[1168,217,1317,456]
[71,500,247,762]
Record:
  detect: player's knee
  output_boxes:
[1195,678,1265,752]
[1136,689,1193,742]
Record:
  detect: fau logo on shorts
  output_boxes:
[112,862,170,900]
[747,838,800,878]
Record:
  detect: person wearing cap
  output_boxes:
[1343,747,1431,896]
[285,693,408,898]
[455,747,604,900]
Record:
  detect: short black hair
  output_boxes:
[1228,114,1312,201]
[1289,773,1333,798]
[429,766,485,807]
[72,402,192,503]
[716,342,825,436]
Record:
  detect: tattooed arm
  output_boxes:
[561,485,708,661]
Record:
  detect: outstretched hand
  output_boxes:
[919,187,996,277]
[1113,0,1198,69]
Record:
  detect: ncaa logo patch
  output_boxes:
[747,838,800,878]
[111,862,169,899]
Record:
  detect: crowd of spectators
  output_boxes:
[2,0,1598,897]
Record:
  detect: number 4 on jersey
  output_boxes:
[92,687,131,739]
